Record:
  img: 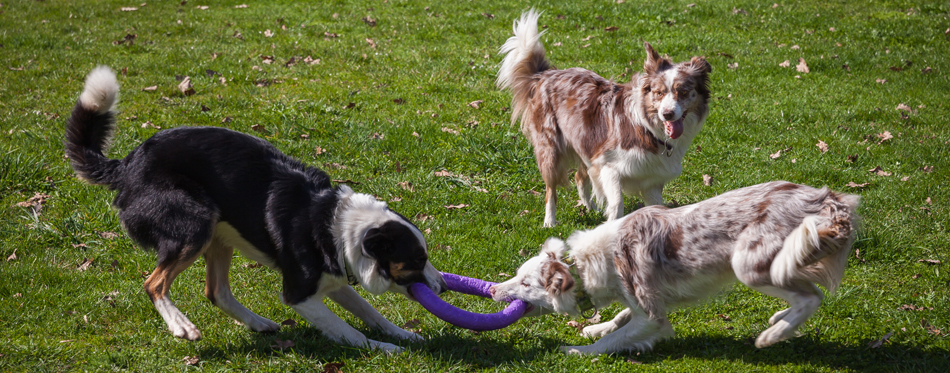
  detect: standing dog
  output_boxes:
[497,10,712,227]
[65,67,445,353]
[490,181,859,354]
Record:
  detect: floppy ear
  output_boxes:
[643,42,665,74]
[542,262,575,295]
[361,227,390,260]
[685,56,712,75]
[540,237,568,258]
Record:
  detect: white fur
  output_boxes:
[497,9,545,90]
[491,182,859,355]
[79,66,119,114]
[153,297,201,340]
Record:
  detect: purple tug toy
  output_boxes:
[409,272,528,331]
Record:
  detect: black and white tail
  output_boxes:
[771,191,861,292]
[496,10,551,126]
[65,66,121,185]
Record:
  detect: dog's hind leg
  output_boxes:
[328,286,423,342]
[562,308,673,355]
[145,248,206,340]
[287,295,404,353]
[751,282,823,348]
[581,307,633,338]
[204,238,280,333]
[574,166,596,212]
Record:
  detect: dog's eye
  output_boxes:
[521,281,530,287]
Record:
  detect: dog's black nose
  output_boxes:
[662,110,677,120]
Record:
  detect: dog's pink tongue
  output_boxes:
[664,118,684,139]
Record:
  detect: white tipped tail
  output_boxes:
[496,9,546,90]
[78,66,119,114]
[771,216,821,288]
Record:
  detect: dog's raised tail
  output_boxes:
[771,191,860,293]
[65,66,121,185]
[497,10,551,126]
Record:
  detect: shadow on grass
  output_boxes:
[638,334,950,371]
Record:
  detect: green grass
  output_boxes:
[1,0,948,371]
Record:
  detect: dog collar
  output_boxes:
[661,139,674,157]
[561,256,597,318]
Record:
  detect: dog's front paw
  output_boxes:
[768,308,791,326]
[581,322,617,339]
[367,339,404,354]
[245,316,281,333]
[170,322,202,341]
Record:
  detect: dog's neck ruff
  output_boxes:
[560,255,596,318]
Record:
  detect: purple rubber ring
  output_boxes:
[409,272,527,331]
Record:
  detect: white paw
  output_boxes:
[389,327,424,342]
[247,317,281,333]
[543,220,556,228]
[768,308,791,326]
[755,321,802,348]
[581,322,616,339]
[368,340,404,354]
[170,321,201,341]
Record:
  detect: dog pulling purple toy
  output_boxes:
[409,272,528,331]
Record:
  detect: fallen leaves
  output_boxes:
[270,338,295,350]
[441,127,460,135]
[112,33,137,46]
[899,304,934,311]
[264,29,274,38]
[445,204,470,210]
[142,85,157,91]
[604,26,619,32]
[921,318,943,336]
[868,166,891,177]
[702,174,712,186]
[796,58,809,73]
[896,103,913,113]
[846,182,869,189]
[398,181,414,192]
[120,7,138,12]
[917,259,942,265]
[468,100,484,109]
[868,332,892,348]
[322,362,346,373]
[816,140,829,153]
[280,318,297,327]
[6,249,16,262]
[182,356,200,366]
[362,16,377,27]
[16,193,50,215]
[401,319,422,333]
[876,131,893,144]
[178,76,195,96]
[779,60,790,68]
[77,258,94,272]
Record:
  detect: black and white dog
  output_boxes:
[65,66,445,353]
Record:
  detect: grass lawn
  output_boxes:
[1,0,948,371]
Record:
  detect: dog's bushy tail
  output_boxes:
[65,66,121,185]
[496,9,551,126]
[771,190,860,293]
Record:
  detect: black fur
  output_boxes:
[65,100,425,306]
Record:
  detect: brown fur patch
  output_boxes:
[664,226,683,260]
[542,261,574,295]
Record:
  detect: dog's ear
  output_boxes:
[685,56,712,75]
[361,227,390,260]
[542,262,575,295]
[540,237,568,258]
[643,42,670,74]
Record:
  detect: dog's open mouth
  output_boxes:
[664,118,684,139]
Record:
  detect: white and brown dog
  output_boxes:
[490,181,860,354]
[497,10,712,227]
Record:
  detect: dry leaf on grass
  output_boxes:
[281,318,297,327]
[769,150,783,159]
[196,6,209,10]
[178,77,195,96]
[142,85,157,91]
[899,305,934,311]
[271,338,295,350]
[868,166,891,177]
[434,170,455,177]
[99,231,119,239]
[876,78,887,84]
[441,127,460,135]
[896,103,913,112]
[251,124,266,132]
[77,258,94,271]
[703,174,712,186]
[846,182,869,189]
[322,362,345,373]
[779,60,790,68]
[6,249,17,262]
[877,131,893,143]
[182,356,200,366]
[468,100,483,109]
[868,332,892,348]
[16,193,51,214]
[314,146,325,155]
[398,181,414,192]
[365,38,376,48]
[401,319,422,333]
[605,26,619,31]
[362,17,376,27]
[796,58,809,73]
[816,140,829,153]
[917,259,942,265]
[445,204,469,210]
[234,4,248,8]
[120,7,138,11]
